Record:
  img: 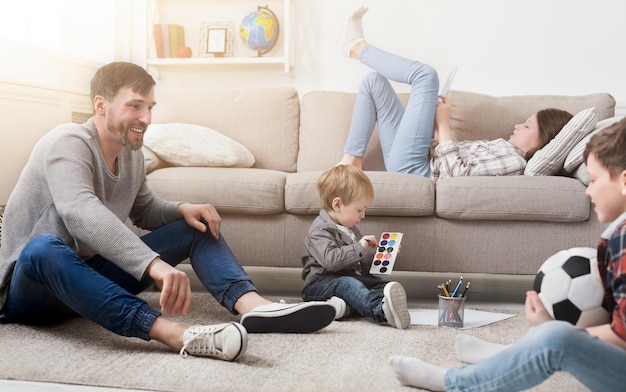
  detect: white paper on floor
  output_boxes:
[409,308,516,329]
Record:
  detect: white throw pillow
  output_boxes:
[524,107,598,176]
[563,115,625,173]
[144,123,255,168]
[142,146,164,174]
[573,162,589,186]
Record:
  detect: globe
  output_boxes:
[239,6,279,56]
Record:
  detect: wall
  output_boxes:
[1,0,625,204]
[152,0,626,113]
[0,41,98,204]
[0,0,123,204]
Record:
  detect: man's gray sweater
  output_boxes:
[0,119,180,309]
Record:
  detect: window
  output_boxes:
[0,0,115,63]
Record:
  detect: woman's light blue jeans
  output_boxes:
[302,275,387,322]
[3,220,256,340]
[343,45,439,177]
[445,320,626,391]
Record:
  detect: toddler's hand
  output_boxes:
[359,235,378,249]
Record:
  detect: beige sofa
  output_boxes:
[145,87,615,301]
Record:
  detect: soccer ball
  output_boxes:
[532,247,610,327]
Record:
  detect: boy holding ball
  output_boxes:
[389,117,626,391]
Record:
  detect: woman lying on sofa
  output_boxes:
[338,6,573,180]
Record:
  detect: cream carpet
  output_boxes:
[0,293,589,392]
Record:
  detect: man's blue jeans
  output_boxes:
[445,321,626,391]
[3,220,256,340]
[303,275,387,322]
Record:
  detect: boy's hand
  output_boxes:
[359,235,378,250]
[525,290,554,326]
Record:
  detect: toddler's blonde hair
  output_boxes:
[317,165,374,211]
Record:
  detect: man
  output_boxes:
[0,62,335,361]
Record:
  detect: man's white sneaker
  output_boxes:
[381,282,410,329]
[241,301,335,333]
[180,322,247,361]
[328,296,350,320]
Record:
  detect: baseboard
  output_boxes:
[178,264,532,304]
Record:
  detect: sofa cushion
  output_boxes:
[436,176,590,222]
[524,107,597,176]
[144,123,255,168]
[285,171,435,217]
[147,167,286,215]
[150,87,300,172]
[563,115,625,173]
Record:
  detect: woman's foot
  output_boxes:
[338,154,363,169]
[341,6,369,57]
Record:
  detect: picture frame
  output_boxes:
[199,21,234,57]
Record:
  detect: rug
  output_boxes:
[0,293,589,392]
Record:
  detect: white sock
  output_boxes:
[388,356,446,391]
[340,6,368,56]
[454,334,510,364]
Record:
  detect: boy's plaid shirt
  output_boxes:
[597,213,626,340]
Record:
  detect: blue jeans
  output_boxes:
[343,45,439,177]
[302,275,386,322]
[3,220,256,340]
[445,321,626,391]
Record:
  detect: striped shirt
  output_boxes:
[597,212,626,340]
[431,138,526,180]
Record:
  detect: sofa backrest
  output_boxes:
[297,90,616,172]
[298,91,385,172]
[151,87,300,172]
[448,91,616,142]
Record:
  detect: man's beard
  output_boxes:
[121,134,143,151]
[108,119,143,151]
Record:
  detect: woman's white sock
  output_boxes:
[340,6,368,56]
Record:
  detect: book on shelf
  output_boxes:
[169,24,185,58]
[153,24,164,58]
[153,24,185,58]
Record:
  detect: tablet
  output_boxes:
[439,66,458,97]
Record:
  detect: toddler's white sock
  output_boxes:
[340,6,368,56]
[388,356,446,391]
[454,334,510,364]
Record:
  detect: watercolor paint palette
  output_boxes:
[369,232,403,275]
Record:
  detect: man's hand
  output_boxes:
[146,257,192,317]
[525,290,554,326]
[178,202,221,239]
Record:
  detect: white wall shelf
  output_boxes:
[147,56,290,72]
[147,0,292,74]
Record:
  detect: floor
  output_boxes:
[1,298,524,391]
[0,380,143,392]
